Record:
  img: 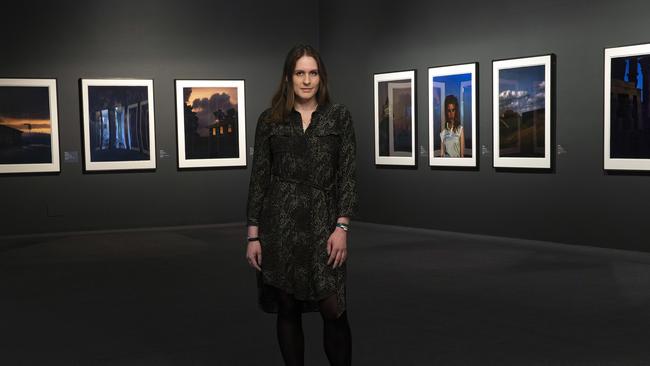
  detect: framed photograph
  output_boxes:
[493,55,552,169]
[0,78,60,174]
[428,63,477,167]
[175,80,246,168]
[81,79,156,171]
[604,43,650,170]
[374,70,416,166]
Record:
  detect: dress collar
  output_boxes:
[291,102,330,115]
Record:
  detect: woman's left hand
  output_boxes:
[327,227,347,269]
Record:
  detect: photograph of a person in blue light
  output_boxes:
[440,95,465,157]
[432,72,472,158]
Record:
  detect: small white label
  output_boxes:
[557,144,567,155]
[249,147,254,156]
[63,151,79,163]
[481,145,492,157]
[419,145,428,158]
[159,149,170,159]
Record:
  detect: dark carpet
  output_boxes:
[1,223,649,365]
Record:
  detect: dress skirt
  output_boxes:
[256,179,347,317]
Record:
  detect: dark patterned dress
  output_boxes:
[246,103,358,317]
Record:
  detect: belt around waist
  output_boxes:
[272,175,333,192]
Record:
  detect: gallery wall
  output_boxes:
[319,0,650,251]
[0,0,319,235]
[4,0,650,253]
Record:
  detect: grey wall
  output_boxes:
[4,0,650,253]
[1,0,318,235]
[319,0,650,251]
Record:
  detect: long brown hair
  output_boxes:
[444,94,461,133]
[268,44,330,123]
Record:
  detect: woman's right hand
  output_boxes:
[246,241,262,271]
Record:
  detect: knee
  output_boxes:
[278,302,300,318]
[319,306,341,321]
[277,292,300,318]
[319,294,342,321]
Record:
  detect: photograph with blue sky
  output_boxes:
[432,73,472,156]
[610,55,650,159]
[0,86,52,164]
[498,65,545,157]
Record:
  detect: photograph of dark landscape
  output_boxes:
[610,54,650,159]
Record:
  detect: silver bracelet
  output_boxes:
[335,222,349,232]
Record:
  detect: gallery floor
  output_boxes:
[1,223,649,365]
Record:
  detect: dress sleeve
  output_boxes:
[336,107,359,218]
[246,112,272,226]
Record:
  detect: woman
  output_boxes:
[440,94,465,157]
[246,44,357,366]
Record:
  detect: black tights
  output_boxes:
[276,288,352,366]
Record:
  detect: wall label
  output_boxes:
[481,144,492,157]
[63,151,79,163]
[419,145,428,158]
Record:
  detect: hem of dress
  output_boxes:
[258,275,345,317]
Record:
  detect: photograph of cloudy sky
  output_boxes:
[498,65,546,157]
[0,85,52,165]
[182,86,239,159]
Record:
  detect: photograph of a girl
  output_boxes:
[440,95,465,158]
[428,64,476,167]
[246,44,358,366]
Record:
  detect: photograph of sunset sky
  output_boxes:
[182,86,240,159]
[0,86,52,164]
